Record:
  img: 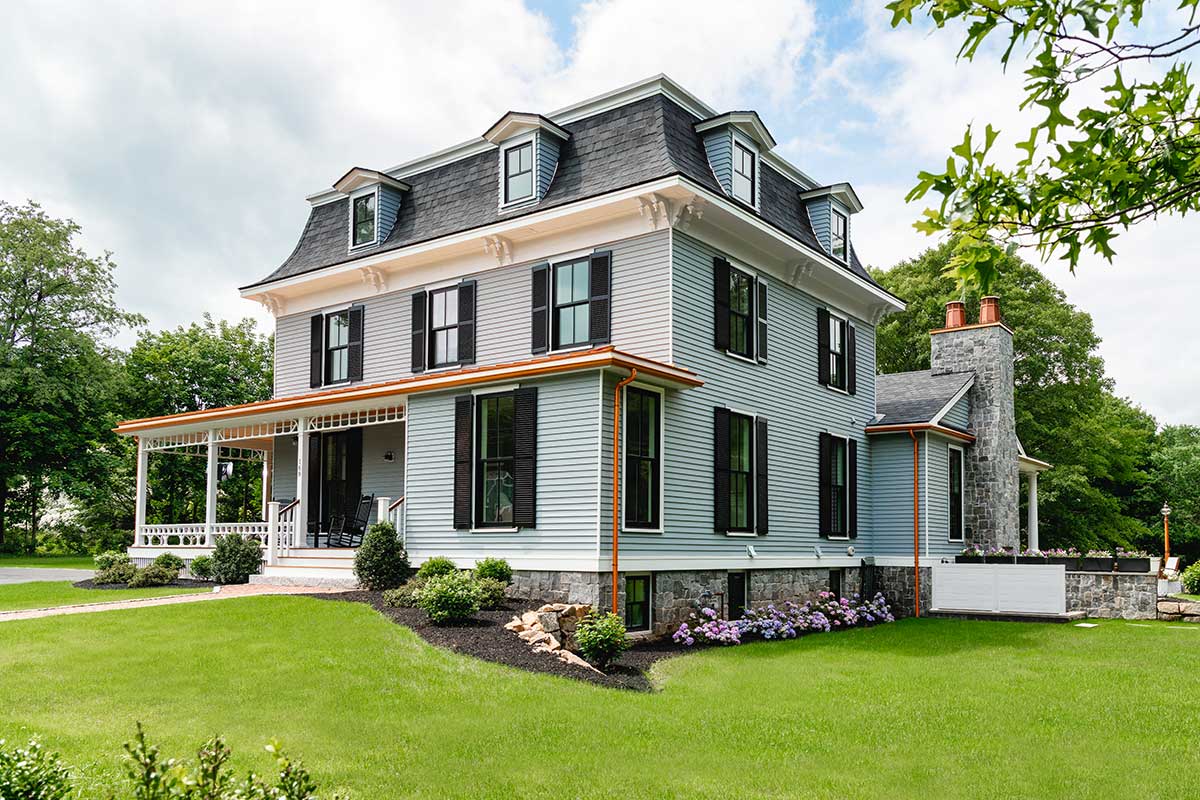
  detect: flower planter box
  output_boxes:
[955,556,985,564]
[1016,556,1049,565]
[985,556,1019,564]
[1114,557,1151,573]
[1045,557,1078,568]
[1079,557,1115,572]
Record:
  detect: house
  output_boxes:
[115,75,1048,632]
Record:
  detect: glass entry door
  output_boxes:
[307,428,362,543]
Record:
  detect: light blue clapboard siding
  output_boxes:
[868,432,962,556]
[806,198,831,254]
[271,435,297,502]
[944,393,970,429]
[605,231,877,559]
[536,132,560,199]
[272,230,671,397]
[377,185,404,242]
[403,372,602,563]
[702,129,732,194]
[925,434,954,552]
[730,128,762,208]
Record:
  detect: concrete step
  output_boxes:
[266,555,358,568]
[281,548,357,560]
[251,567,359,589]
[927,608,1086,623]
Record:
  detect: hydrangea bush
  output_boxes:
[672,592,894,647]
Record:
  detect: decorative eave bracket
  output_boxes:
[256,293,285,317]
[359,266,388,294]
[483,235,514,266]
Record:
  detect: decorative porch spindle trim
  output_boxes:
[216,419,298,442]
[308,405,405,433]
[143,431,211,451]
[148,444,268,461]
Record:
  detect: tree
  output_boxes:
[1142,425,1200,562]
[872,241,1157,550]
[888,0,1200,290]
[122,315,273,525]
[0,201,142,551]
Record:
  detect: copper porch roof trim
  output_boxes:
[114,346,702,435]
[864,422,977,443]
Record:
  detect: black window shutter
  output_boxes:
[306,434,322,533]
[411,291,427,373]
[530,264,550,354]
[817,308,831,386]
[347,305,365,382]
[457,279,476,364]
[755,416,768,534]
[818,432,832,537]
[309,314,324,388]
[512,387,538,527]
[756,280,768,363]
[846,323,857,395]
[713,257,731,351]
[713,407,731,532]
[452,396,473,529]
[588,250,612,344]
[848,438,858,538]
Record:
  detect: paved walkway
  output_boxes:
[0,567,94,584]
[0,583,349,623]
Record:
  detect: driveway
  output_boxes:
[0,567,94,584]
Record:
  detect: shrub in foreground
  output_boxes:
[1182,562,1200,595]
[209,535,262,584]
[416,556,458,579]
[575,611,630,670]
[95,561,138,585]
[672,592,894,646]
[474,576,508,609]
[128,564,179,588]
[151,552,185,573]
[0,737,71,800]
[354,521,411,590]
[188,554,214,580]
[416,572,480,624]
[382,577,426,608]
[473,556,513,585]
[94,550,131,572]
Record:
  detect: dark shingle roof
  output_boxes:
[875,370,974,427]
[248,94,881,289]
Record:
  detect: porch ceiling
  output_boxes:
[116,346,702,440]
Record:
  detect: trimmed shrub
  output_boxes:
[416,556,458,580]
[382,578,426,608]
[152,553,185,573]
[416,572,481,624]
[0,737,71,800]
[188,554,214,581]
[575,611,630,670]
[353,522,411,590]
[209,535,262,585]
[473,556,513,585]
[475,576,508,609]
[1182,561,1200,595]
[96,561,138,585]
[129,564,178,588]
[94,550,131,571]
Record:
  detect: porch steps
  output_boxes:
[927,609,1086,624]
[252,549,360,588]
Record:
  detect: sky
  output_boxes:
[2,0,1196,425]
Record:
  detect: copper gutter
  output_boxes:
[909,430,920,618]
[612,369,638,615]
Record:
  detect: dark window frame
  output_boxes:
[351,191,377,248]
[948,445,965,542]
[727,266,755,360]
[428,285,461,368]
[732,141,756,206]
[474,391,516,529]
[827,435,849,539]
[827,313,848,391]
[624,573,651,632]
[831,210,848,262]
[503,140,535,204]
[323,309,351,385]
[551,257,591,350]
[727,410,755,533]
[624,386,662,530]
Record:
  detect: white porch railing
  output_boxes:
[136,522,269,548]
[384,496,406,549]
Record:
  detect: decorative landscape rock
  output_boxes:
[505,602,601,672]
[1157,598,1200,622]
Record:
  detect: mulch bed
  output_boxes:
[73,578,214,590]
[315,590,690,691]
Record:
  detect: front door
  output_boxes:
[307,429,362,540]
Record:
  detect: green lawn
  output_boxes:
[0,553,96,569]
[0,581,207,612]
[1176,593,1200,602]
[0,599,1196,799]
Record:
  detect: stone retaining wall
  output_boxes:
[1065,571,1157,620]
[1157,597,1200,622]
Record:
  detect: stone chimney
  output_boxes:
[930,298,1019,549]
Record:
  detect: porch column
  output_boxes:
[295,418,309,548]
[134,436,148,545]
[260,446,273,521]
[205,429,219,545]
[1027,472,1039,552]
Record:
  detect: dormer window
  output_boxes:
[504,141,534,204]
[351,191,377,247]
[733,142,756,206]
[832,210,847,261]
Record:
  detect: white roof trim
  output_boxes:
[482,112,569,144]
[694,111,777,151]
[800,182,865,214]
[929,375,975,426]
[331,167,410,195]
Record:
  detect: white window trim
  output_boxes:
[319,303,355,387]
[722,404,762,538]
[948,443,966,542]
[824,431,852,541]
[621,383,665,534]
[824,308,851,396]
[623,571,653,633]
[830,207,849,264]
[427,283,463,370]
[730,131,759,209]
[723,261,764,365]
[548,254,594,353]
[498,132,538,210]
[347,185,380,251]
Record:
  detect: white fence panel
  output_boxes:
[932,564,1065,614]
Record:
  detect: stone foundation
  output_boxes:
[509,570,603,606]
[1065,572,1157,620]
[871,565,931,619]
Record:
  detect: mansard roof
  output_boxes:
[247,91,881,291]
[874,369,975,428]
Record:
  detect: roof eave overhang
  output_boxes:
[1019,454,1052,473]
[332,167,411,195]
[694,112,778,151]
[482,112,570,144]
[799,183,864,214]
[865,423,977,443]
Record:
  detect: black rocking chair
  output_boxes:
[327,494,374,548]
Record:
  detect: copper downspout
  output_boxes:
[612,369,639,615]
[909,429,921,618]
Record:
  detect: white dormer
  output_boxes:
[333,168,411,252]
[483,112,570,210]
[694,111,777,210]
[799,183,863,264]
